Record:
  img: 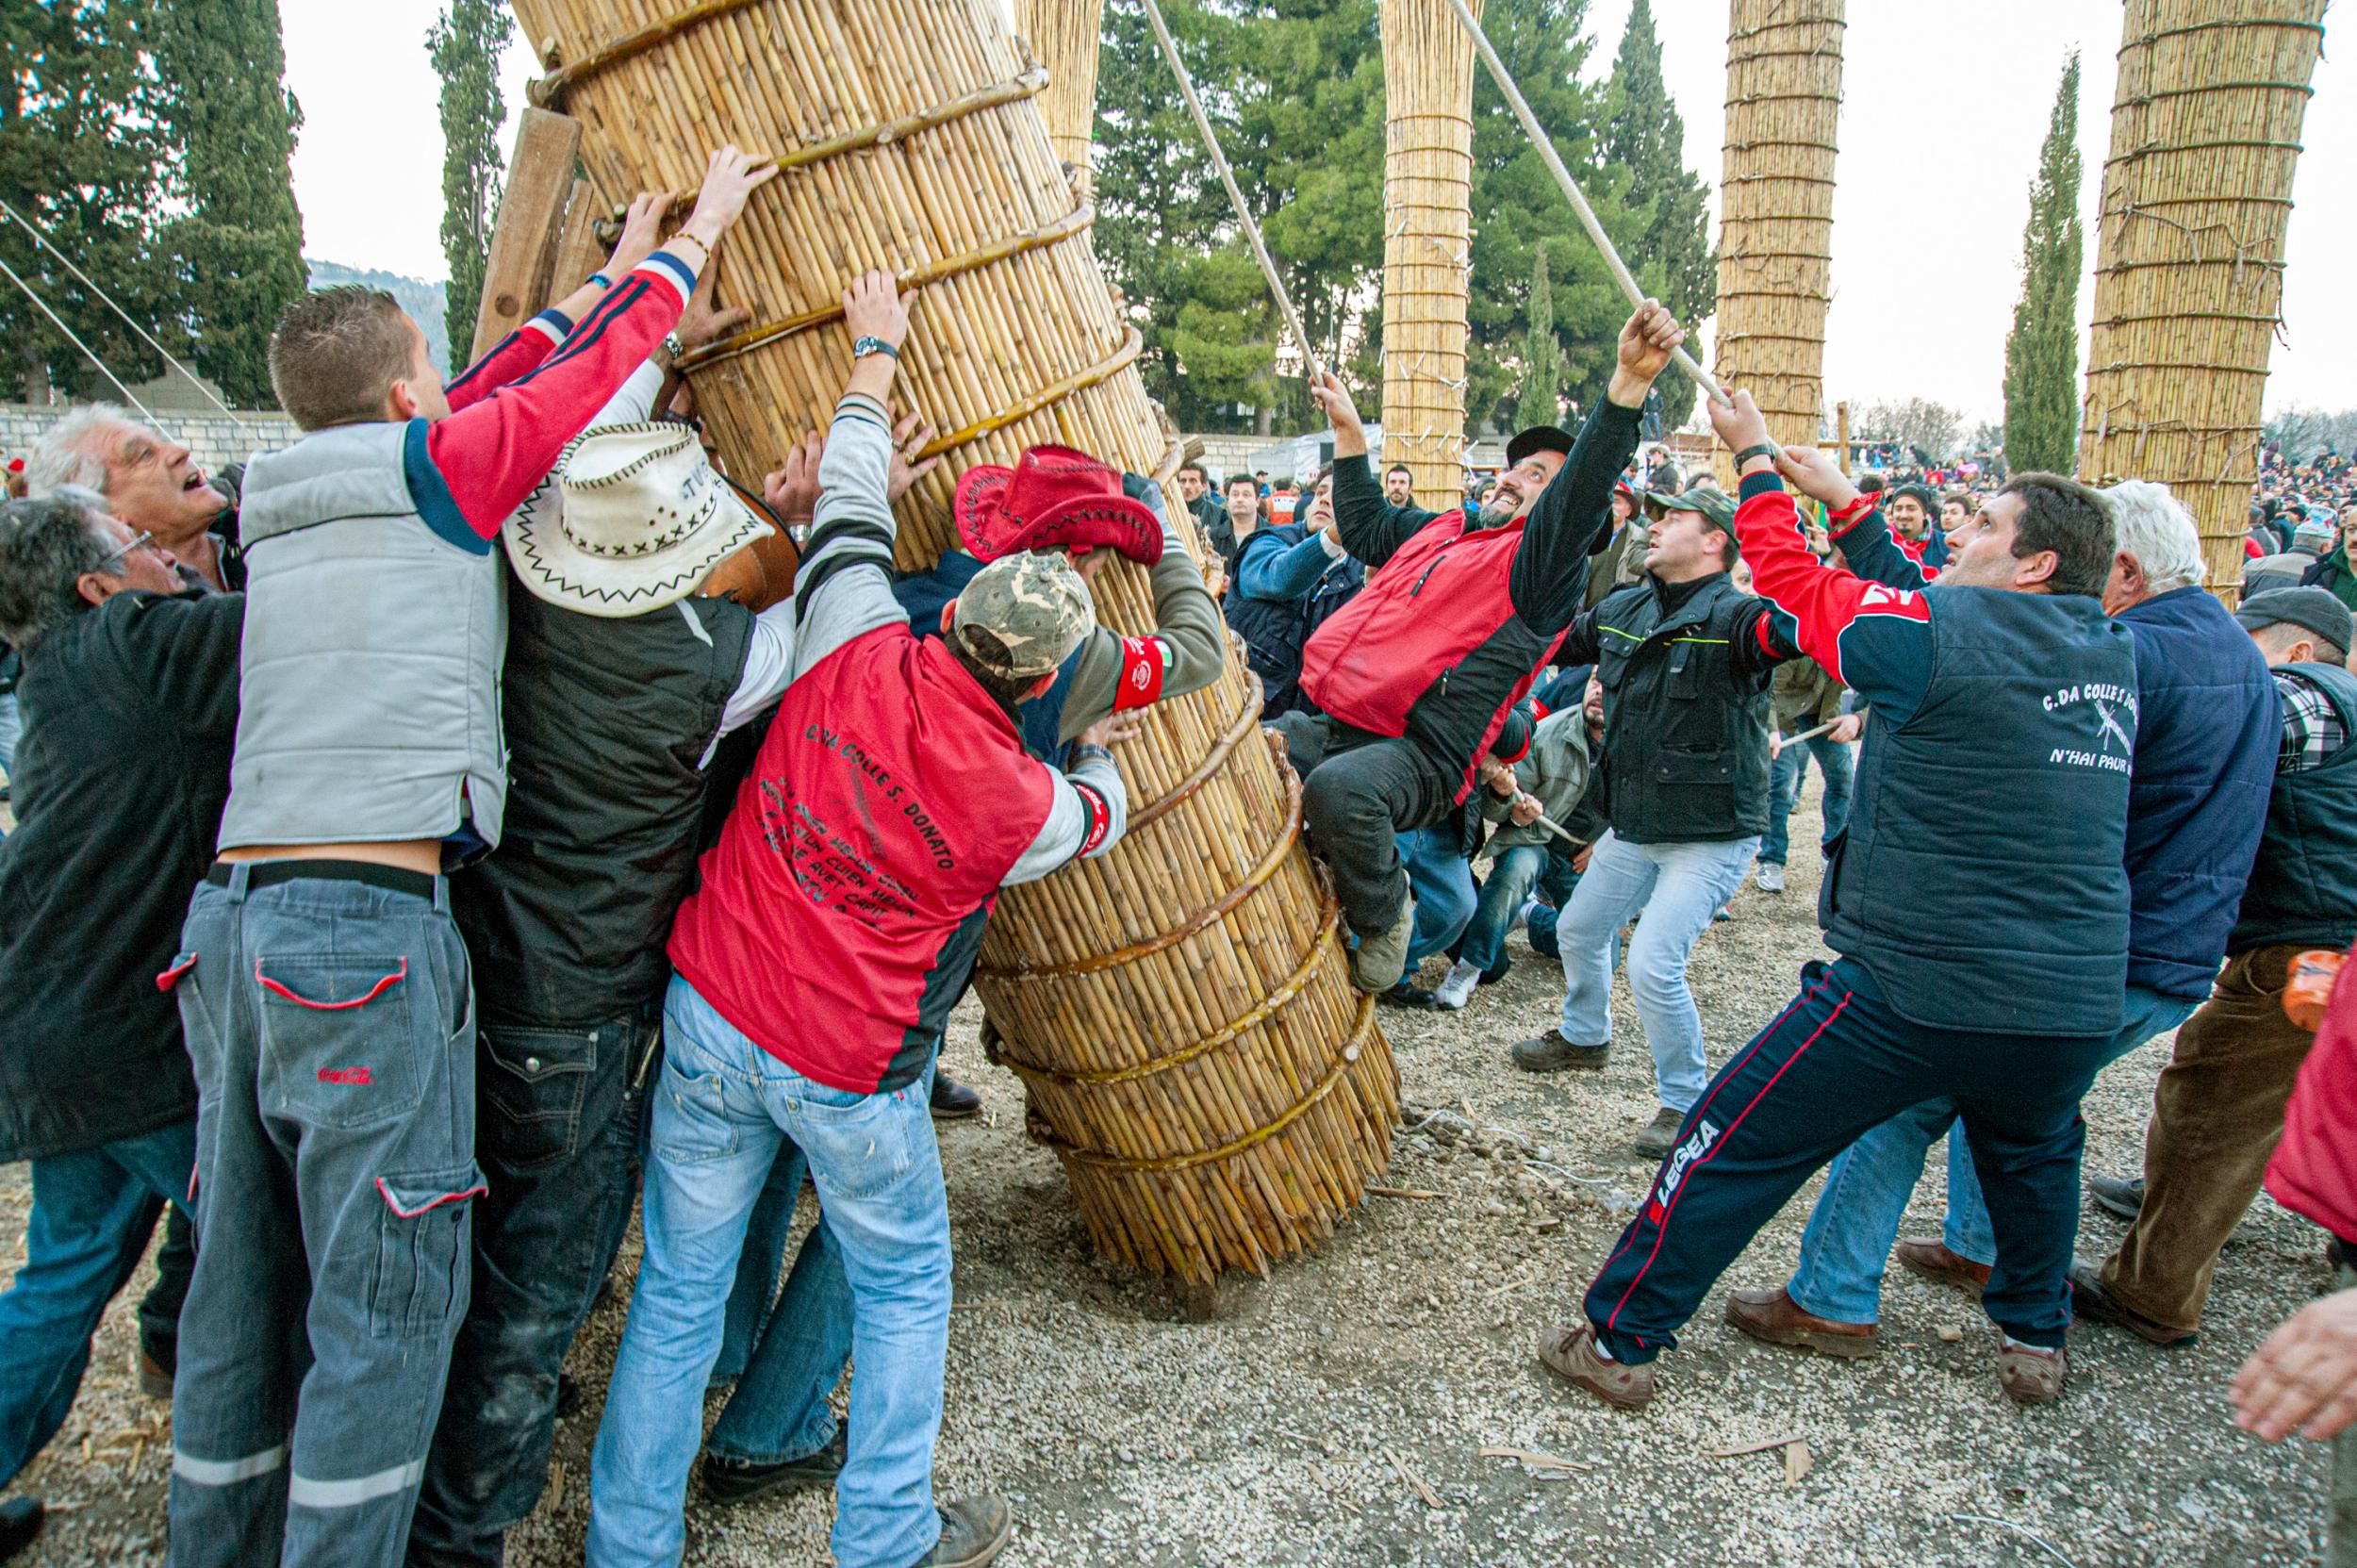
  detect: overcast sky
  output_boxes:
[283,0,2348,423]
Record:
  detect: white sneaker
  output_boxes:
[1513,897,1544,933]
[1432,960,1481,1010]
[1755,862,1786,893]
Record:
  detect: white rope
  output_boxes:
[0,200,255,429]
[0,249,163,424]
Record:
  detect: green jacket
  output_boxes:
[1770,657,1845,734]
[1477,709,1596,858]
[2303,545,2357,614]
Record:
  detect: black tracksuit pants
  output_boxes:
[1584,958,2109,1362]
[1273,712,1459,937]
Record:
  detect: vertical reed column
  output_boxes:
[2078,0,2327,600]
[1014,0,1105,193]
[1380,0,1478,507]
[1711,0,1843,485]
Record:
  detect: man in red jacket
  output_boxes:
[1283,302,1688,992]
[585,274,1132,1568]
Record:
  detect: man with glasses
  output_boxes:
[0,491,240,1565]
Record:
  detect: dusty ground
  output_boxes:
[1,784,2334,1566]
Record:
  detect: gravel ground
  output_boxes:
[0,787,2334,1567]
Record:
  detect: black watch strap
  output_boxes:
[1735,442,1779,470]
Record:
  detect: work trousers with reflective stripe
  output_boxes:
[167,867,482,1568]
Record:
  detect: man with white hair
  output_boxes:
[1716,470,2283,1362]
[28,405,241,591]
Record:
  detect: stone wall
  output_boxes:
[0,403,300,481]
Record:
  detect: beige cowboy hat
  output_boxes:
[503,422,774,618]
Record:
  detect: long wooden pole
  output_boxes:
[1135,0,1325,384]
[1441,0,1722,403]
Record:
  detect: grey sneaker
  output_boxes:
[2088,1173,2145,1221]
[915,1494,1014,1567]
[1632,1106,1685,1161]
[1998,1342,2068,1406]
[1511,1029,1609,1072]
[1755,861,1786,893]
[1348,892,1417,994]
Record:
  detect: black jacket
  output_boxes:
[0,590,241,1163]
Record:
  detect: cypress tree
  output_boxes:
[1516,239,1567,430]
[152,0,308,407]
[429,0,513,372]
[1600,0,1713,421]
[2003,52,2083,476]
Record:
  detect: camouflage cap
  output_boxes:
[1643,482,1737,532]
[951,552,1096,680]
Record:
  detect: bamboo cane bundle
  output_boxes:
[1710,0,1843,486]
[1380,0,1480,506]
[2078,0,2326,600]
[510,0,1395,1283]
[1013,0,1105,191]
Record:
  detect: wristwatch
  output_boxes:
[662,330,686,361]
[1735,441,1779,470]
[852,336,899,361]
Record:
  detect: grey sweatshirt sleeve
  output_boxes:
[1002,746,1130,884]
[1059,479,1228,741]
[789,392,905,681]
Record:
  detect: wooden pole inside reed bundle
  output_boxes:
[1380,0,1479,507]
[1711,0,1843,487]
[1014,0,1105,192]
[507,0,1396,1285]
[2077,0,2327,603]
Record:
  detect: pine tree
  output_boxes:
[152,0,309,407]
[1599,0,1714,425]
[1516,239,1567,429]
[2003,52,2083,476]
[0,2,173,403]
[429,0,514,372]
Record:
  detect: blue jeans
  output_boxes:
[1761,735,1854,866]
[0,1118,196,1487]
[1396,825,1475,966]
[711,1146,806,1386]
[1521,850,1584,959]
[587,976,949,1568]
[1460,845,1550,972]
[706,1174,855,1468]
[1555,831,1759,1112]
[1786,984,2201,1325]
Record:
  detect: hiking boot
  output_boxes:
[912,1494,1014,1567]
[1997,1342,2068,1406]
[1755,861,1786,893]
[1536,1322,1653,1411]
[0,1498,43,1565]
[1376,980,1437,1011]
[138,1346,173,1400]
[701,1425,849,1506]
[2087,1173,2145,1221]
[1895,1237,1992,1300]
[930,1072,984,1121]
[1632,1106,1685,1161]
[1432,959,1481,1010]
[2069,1261,2196,1347]
[1722,1286,1879,1360]
[1510,1029,1608,1073]
[1348,893,1417,994]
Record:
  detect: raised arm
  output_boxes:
[1059,475,1226,739]
[1311,371,1442,569]
[1772,442,1929,594]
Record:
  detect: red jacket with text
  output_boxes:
[668,627,1053,1094]
[2267,938,2357,1246]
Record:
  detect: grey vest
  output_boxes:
[219,421,508,853]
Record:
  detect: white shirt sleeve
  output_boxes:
[717,599,798,736]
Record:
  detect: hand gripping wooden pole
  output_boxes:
[1439,0,1723,404]
[1134,0,1327,385]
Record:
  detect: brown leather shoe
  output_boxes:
[2069,1261,2197,1347]
[1722,1286,1879,1360]
[137,1348,173,1400]
[1998,1341,2068,1405]
[1536,1322,1654,1411]
[1511,1030,1610,1073]
[1895,1237,1992,1300]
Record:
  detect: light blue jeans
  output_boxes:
[586,976,949,1568]
[1396,825,1475,966]
[1555,831,1760,1112]
[1786,984,2201,1325]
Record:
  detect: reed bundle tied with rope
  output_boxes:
[1014,0,1104,191]
[1710,0,1843,486]
[2077,0,2327,601]
[1380,0,1481,504]
[509,0,1396,1283]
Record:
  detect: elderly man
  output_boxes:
[0,490,242,1566]
[29,407,241,590]
[1718,474,2279,1361]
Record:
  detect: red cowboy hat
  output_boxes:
[954,445,1162,565]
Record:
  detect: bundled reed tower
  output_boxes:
[1380,0,1480,504]
[2078,0,2328,599]
[1710,0,1844,481]
[510,0,1396,1284]
[1014,0,1105,189]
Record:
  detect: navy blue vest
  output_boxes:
[1224,522,1364,718]
[893,551,1073,765]
[1823,586,2137,1037]
[2232,660,2357,954]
